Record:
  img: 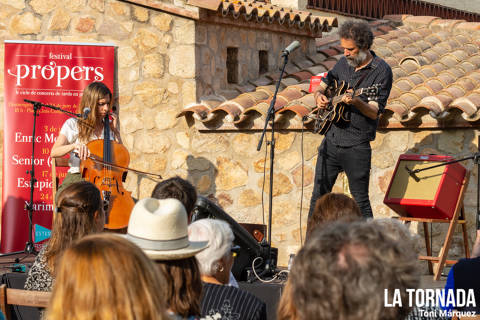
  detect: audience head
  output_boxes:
[151,176,197,222]
[306,193,361,239]
[126,198,207,317]
[286,220,419,320]
[188,218,235,284]
[47,233,167,320]
[45,181,104,272]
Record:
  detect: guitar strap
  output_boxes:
[343,57,378,120]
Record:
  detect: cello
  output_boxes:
[80,114,134,229]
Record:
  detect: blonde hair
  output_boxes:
[47,234,168,320]
[77,82,112,142]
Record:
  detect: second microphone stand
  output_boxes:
[256,50,291,276]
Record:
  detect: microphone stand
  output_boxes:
[256,50,290,277]
[1,100,85,258]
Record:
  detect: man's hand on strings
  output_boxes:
[315,92,329,109]
[342,89,354,105]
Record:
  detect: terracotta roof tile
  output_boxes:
[188,0,338,35]
[178,16,480,130]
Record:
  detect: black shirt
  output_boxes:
[322,51,393,147]
[201,282,267,320]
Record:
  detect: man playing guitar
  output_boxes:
[309,20,393,220]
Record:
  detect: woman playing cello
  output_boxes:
[50,82,122,209]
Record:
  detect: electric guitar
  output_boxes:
[313,80,380,135]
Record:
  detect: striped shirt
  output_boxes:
[201,283,267,320]
[322,51,393,147]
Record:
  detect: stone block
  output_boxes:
[176,132,190,149]
[154,109,179,131]
[133,82,166,107]
[10,12,42,35]
[151,13,172,32]
[171,149,189,169]
[215,157,248,191]
[142,53,164,78]
[133,6,149,22]
[438,130,465,154]
[48,8,71,31]
[292,165,313,187]
[217,193,233,208]
[275,132,296,152]
[232,133,259,158]
[173,18,194,44]
[109,2,130,16]
[133,29,161,52]
[257,173,293,196]
[0,0,24,9]
[118,46,138,68]
[169,46,195,78]
[372,150,395,169]
[30,0,57,14]
[89,0,105,12]
[98,17,130,40]
[75,17,96,33]
[384,131,409,152]
[277,151,300,171]
[238,189,261,208]
[65,0,86,12]
[191,134,229,154]
[181,80,197,105]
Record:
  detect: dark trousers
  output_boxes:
[308,139,373,219]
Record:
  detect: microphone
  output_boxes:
[82,107,91,119]
[282,40,301,57]
[405,166,420,182]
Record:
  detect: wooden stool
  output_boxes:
[398,173,470,280]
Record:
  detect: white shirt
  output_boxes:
[59,118,112,173]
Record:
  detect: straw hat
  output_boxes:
[125,198,208,260]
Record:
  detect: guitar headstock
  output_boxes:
[363,84,380,101]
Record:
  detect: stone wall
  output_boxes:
[195,21,317,97]
[0,0,477,269]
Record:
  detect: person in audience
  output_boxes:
[189,218,267,320]
[306,192,362,240]
[443,255,480,314]
[151,176,240,288]
[24,181,105,292]
[125,197,208,319]
[46,233,167,320]
[279,220,419,320]
[151,176,197,222]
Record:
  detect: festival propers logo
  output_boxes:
[7,51,104,87]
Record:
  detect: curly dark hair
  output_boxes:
[288,220,420,320]
[339,20,374,50]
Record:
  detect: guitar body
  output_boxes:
[313,81,380,135]
[314,80,350,135]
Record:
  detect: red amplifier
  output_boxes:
[383,154,467,220]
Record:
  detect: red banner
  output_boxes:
[2,41,114,253]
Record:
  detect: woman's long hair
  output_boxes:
[156,257,203,317]
[44,181,103,273]
[47,234,168,320]
[77,82,112,142]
